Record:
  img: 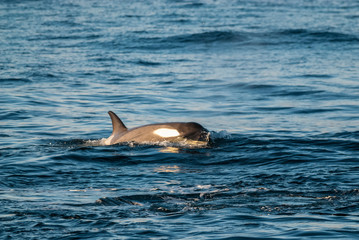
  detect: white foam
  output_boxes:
[210,130,232,139]
[84,138,107,146]
[153,128,180,138]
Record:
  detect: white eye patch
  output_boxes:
[153,128,180,138]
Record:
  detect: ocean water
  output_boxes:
[1,0,359,239]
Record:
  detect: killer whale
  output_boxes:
[104,111,210,145]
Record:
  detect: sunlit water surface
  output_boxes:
[1,0,359,239]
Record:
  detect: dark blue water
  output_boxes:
[1,0,359,239]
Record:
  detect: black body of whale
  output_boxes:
[104,111,210,145]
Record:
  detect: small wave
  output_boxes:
[293,108,342,114]
[271,89,325,97]
[95,197,143,206]
[316,131,359,141]
[296,74,334,79]
[106,28,358,51]
[29,33,101,41]
[276,29,359,43]
[134,60,162,66]
[0,110,32,120]
[226,83,278,91]
[129,31,248,50]
[91,187,359,217]
[179,2,205,8]
[166,30,245,44]
[0,78,32,84]
[173,29,359,48]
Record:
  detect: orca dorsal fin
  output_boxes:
[108,111,127,135]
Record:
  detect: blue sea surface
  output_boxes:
[1,0,359,239]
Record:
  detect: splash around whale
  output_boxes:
[103,111,211,146]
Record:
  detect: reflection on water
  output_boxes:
[154,165,181,173]
[159,147,180,153]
